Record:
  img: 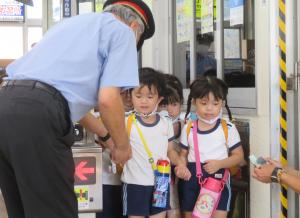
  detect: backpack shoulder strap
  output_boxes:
[126,113,134,137]
[221,119,228,149]
[186,120,193,139]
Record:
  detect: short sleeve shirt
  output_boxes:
[6,12,139,122]
[121,115,174,186]
[180,119,241,163]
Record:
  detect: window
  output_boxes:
[95,0,106,12]
[173,0,256,113]
[0,26,23,59]
[0,0,44,59]
[27,27,42,50]
[78,0,94,14]
[48,0,62,28]
[223,0,255,88]
[27,0,42,19]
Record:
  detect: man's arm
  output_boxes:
[98,87,131,164]
[79,113,108,137]
[79,113,114,150]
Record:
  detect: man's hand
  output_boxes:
[111,145,132,165]
[98,137,114,151]
[265,158,282,168]
[98,87,131,162]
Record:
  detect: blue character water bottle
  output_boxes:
[152,160,170,208]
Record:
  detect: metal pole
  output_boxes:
[189,0,196,82]
[216,0,224,79]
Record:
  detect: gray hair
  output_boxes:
[104,4,145,34]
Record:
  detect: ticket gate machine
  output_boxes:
[73,124,103,214]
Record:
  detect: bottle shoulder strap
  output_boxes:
[127,114,157,171]
[191,119,230,184]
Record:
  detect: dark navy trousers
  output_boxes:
[0,82,77,218]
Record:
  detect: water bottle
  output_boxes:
[152,160,170,208]
[192,177,223,218]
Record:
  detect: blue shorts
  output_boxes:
[178,162,231,212]
[122,183,170,216]
[96,185,127,218]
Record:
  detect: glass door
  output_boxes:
[173,0,256,114]
[224,0,256,115]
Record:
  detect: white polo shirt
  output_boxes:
[180,119,241,163]
[121,114,174,186]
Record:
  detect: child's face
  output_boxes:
[193,92,222,120]
[131,85,162,115]
[166,102,181,119]
[121,90,133,112]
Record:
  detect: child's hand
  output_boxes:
[204,160,221,174]
[175,165,191,181]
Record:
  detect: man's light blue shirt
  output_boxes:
[6,12,139,122]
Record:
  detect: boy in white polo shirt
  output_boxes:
[121,68,190,218]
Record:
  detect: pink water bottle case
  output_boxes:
[191,121,229,218]
[192,177,225,218]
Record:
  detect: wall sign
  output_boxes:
[0,0,24,22]
[63,0,71,17]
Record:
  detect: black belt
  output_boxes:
[0,80,66,102]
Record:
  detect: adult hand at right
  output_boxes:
[252,163,276,184]
[265,158,282,168]
[111,144,132,165]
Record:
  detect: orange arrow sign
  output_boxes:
[75,161,95,181]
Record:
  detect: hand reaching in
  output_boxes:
[175,165,191,181]
[264,158,282,168]
[111,144,132,165]
[252,162,276,183]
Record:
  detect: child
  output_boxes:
[161,74,184,142]
[159,74,184,218]
[121,68,190,218]
[96,90,133,218]
[178,76,244,218]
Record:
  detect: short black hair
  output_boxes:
[137,67,166,97]
[189,76,227,101]
[160,74,183,105]
[185,76,232,120]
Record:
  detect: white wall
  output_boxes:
[221,1,272,216]
[249,1,271,217]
